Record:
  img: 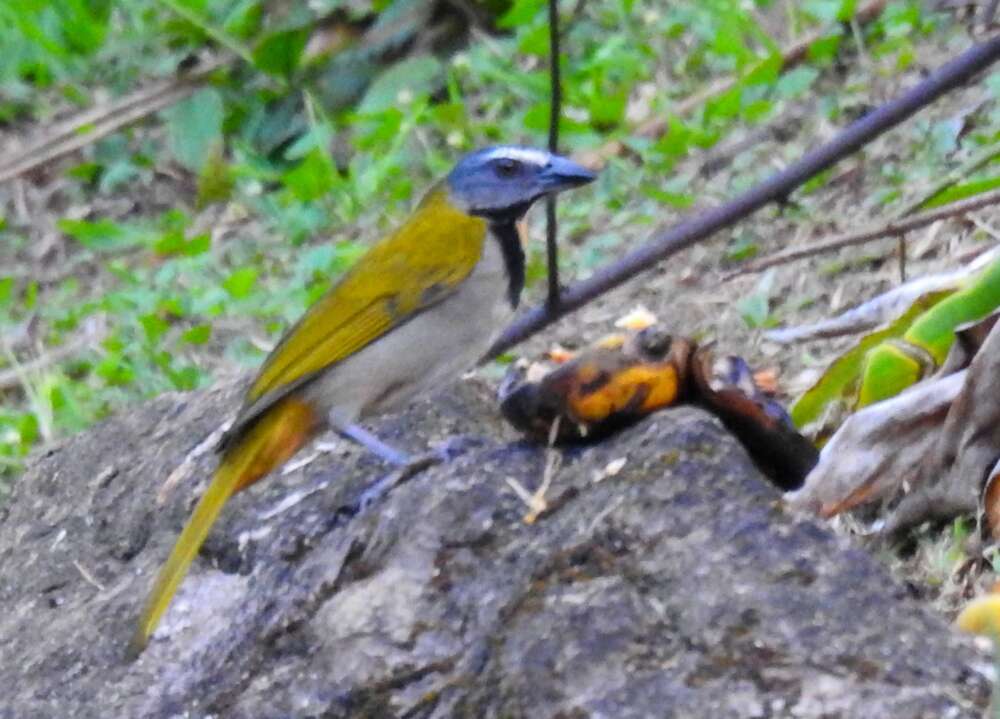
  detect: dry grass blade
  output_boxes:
[763,245,1000,343]
[0,55,231,185]
[0,316,107,391]
[505,418,563,524]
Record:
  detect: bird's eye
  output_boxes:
[494,158,522,178]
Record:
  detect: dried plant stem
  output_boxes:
[0,56,230,185]
[724,187,1000,279]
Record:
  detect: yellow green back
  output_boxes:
[245,185,487,407]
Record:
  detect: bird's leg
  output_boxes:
[333,420,438,514]
[334,421,477,514]
[337,422,412,466]
[336,421,477,467]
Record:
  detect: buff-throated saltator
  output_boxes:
[128,146,595,656]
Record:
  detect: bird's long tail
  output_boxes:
[127,397,317,659]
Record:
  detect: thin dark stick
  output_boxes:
[486,35,1000,360]
[545,0,562,310]
[723,187,1000,279]
[897,235,907,283]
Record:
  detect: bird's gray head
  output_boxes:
[446,146,596,221]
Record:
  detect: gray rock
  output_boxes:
[0,378,989,718]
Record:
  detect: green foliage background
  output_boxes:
[0,0,965,493]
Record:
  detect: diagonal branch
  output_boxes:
[486,34,1000,360]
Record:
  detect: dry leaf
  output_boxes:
[546,345,575,363]
[785,371,966,518]
[752,367,780,395]
[983,459,1000,540]
[884,316,1000,536]
[614,305,657,331]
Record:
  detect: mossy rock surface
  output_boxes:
[0,378,989,718]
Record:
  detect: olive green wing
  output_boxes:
[228,189,488,436]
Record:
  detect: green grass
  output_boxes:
[0,0,951,494]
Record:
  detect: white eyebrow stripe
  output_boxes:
[483,147,550,166]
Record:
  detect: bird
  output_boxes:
[127,146,596,657]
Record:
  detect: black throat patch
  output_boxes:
[489,221,525,309]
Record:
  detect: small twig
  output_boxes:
[898,235,907,283]
[545,0,562,310]
[0,56,227,171]
[280,440,339,476]
[488,35,1000,358]
[4,254,96,284]
[850,17,871,69]
[258,480,330,520]
[506,418,562,524]
[529,418,563,524]
[73,560,106,591]
[724,186,1000,279]
[895,137,1000,217]
[731,137,1000,280]
[0,317,107,391]
[504,476,536,505]
[0,9,396,185]
[0,56,230,185]
[156,424,230,504]
[984,0,1000,30]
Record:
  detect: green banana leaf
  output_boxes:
[790,289,954,430]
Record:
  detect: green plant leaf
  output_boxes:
[921,175,1000,209]
[139,313,170,344]
[283,147,336,201]
[0,277,13,306]
[164,87,225,173]
[358,56,443,114]
[223,267,259,299]
[181,324,212,344]
[57,218,142,251]
[253,26,308,78]
[498,0,545,28]
[790,290,955,428]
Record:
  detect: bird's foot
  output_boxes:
[431,434,483,461]
[350,452,439,514]
[345,435,480,515]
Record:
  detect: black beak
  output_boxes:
[540,154,597,192]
